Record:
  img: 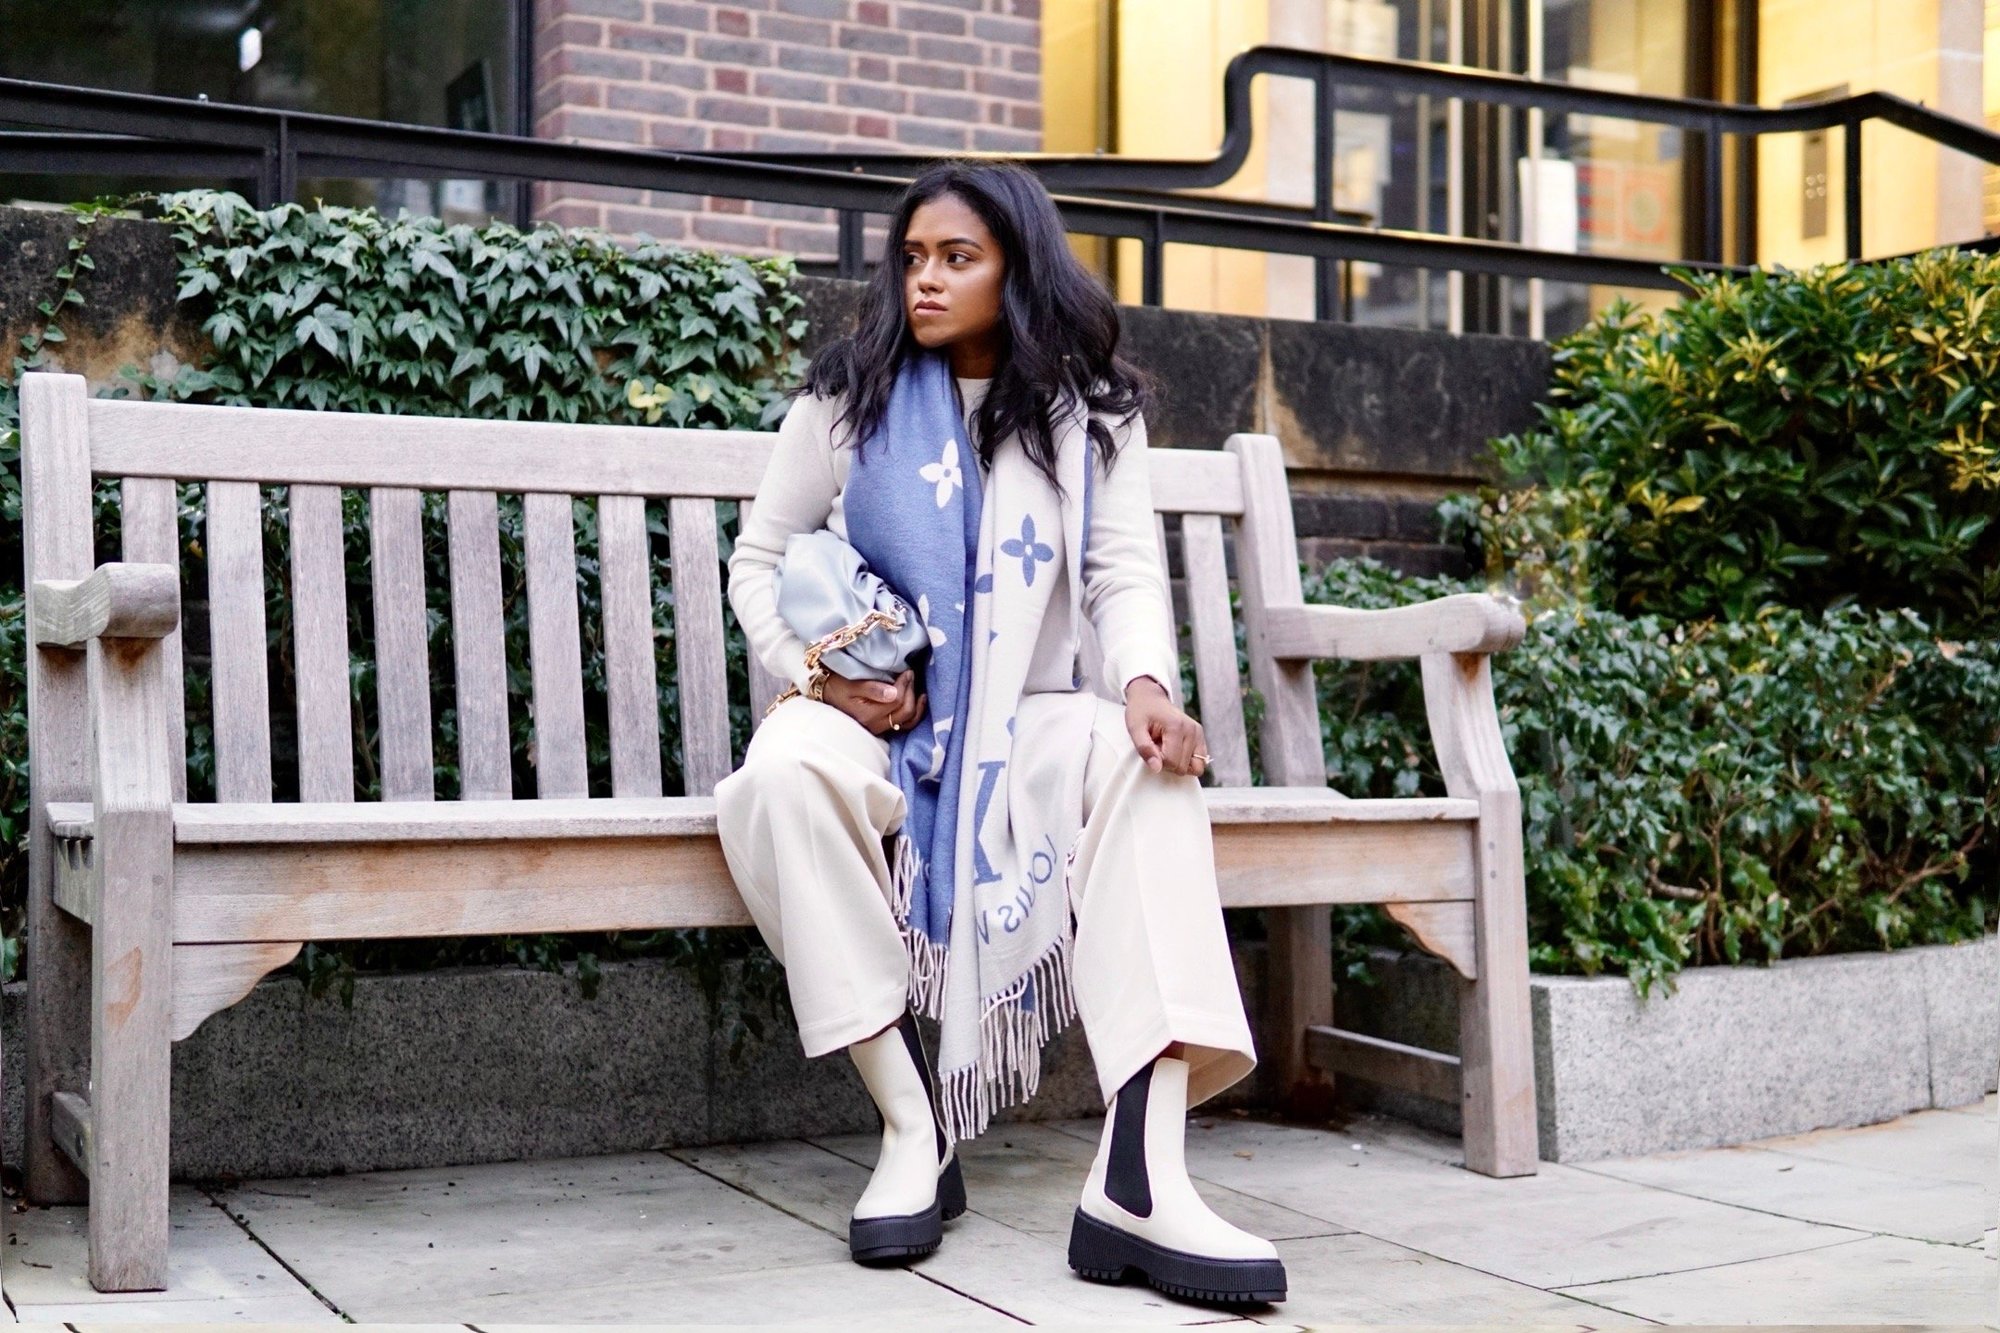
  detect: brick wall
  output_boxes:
[532,0,1042,260]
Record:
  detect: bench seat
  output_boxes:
[46,788,1482,946]
[47,789,1477,844]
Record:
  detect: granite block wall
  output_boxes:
[1331,938,2000,1162]
[795,276,1553,580]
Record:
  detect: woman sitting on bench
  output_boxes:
[715,157,1287,1308]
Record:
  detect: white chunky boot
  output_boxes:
[1069,1055,1286,1305]
[846,1012,966,1264]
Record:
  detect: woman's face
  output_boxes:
[902,192,1006,362]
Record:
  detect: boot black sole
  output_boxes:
[849,1157,968,1265]
[1067,1207,1286,1306]
[849,1199,942,1265]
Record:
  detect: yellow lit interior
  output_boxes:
[1109,0,1274,313]
[1040,0,1994,319]
[1757,0,1984,264]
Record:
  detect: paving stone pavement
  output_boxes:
[5,1095,1992,1326]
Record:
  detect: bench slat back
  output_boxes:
[204,480,274,803]
[736,499,789,721]
[1228,432,1327,788]
[34,378,1283,809]
[598,494,665,798]
[120,477,189,801]
[1179,511,1253,787]
[369,487,436,801]
[523,492,591,799]
[668,497,735,797]
[287,485,355,802]
[446,490,514,801]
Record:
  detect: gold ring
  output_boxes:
[1193,752,1209,762]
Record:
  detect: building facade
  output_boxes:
[2,0,1996,334]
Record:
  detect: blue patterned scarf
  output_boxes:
[842,347,1100,1141]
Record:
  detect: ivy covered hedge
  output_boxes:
[1457,254,2000,636]
[150,190,802,425]
[0,191,806,1007]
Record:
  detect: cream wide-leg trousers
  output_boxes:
[714,691,1258,1110]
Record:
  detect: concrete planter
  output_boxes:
[1338,935,2000,1162]
[0,949,1264,1182]
[3,935,1984,1177]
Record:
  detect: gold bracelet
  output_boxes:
[760,608,907,720]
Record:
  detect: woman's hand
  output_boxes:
[1123,675,1207,778]
[821,667,928,737]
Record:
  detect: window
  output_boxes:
[0,0,523,220]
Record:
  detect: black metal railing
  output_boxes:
[7,46,2000,322]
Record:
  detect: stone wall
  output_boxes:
[531,0,1042,256]
[0,206,201,391]
[795,277,1552,577]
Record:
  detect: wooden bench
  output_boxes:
[19,369,1537,1293]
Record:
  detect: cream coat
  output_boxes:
[726,376,1183,710]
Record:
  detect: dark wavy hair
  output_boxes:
[793,157,1151,497]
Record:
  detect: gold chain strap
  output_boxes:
[763,607,908,718]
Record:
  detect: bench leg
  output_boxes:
[1264,905,1335,1118]
[23,832,92,1206]
[88,814,173,1290]
[25,639,92,1206]
[23,371,96,1208]
[1456,794,1538,1177]
[86,640,176,1292]
[1420,651,1538,1177]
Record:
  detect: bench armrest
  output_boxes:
[1261,593,1525,662]
[32,563,180,648]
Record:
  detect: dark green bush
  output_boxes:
[1409,252,2000,986]
[1454,254,2000,636]
[1309,557,1997,993]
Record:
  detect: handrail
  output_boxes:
[722,45,2000,273]
[0,67,1728,303]
[7,45,2000,321]
[745,47,2000,183]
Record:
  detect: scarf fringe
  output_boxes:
[928,836,1087,1145]
[889,830,951,1021]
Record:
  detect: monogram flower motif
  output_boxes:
[916,594,947,649]
[1000,513,1055,586]
[918,435,962,508]
[922,716,952,782]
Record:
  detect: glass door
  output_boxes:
[1045,0,1739,330]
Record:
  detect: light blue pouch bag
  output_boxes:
[771,528,932,684]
